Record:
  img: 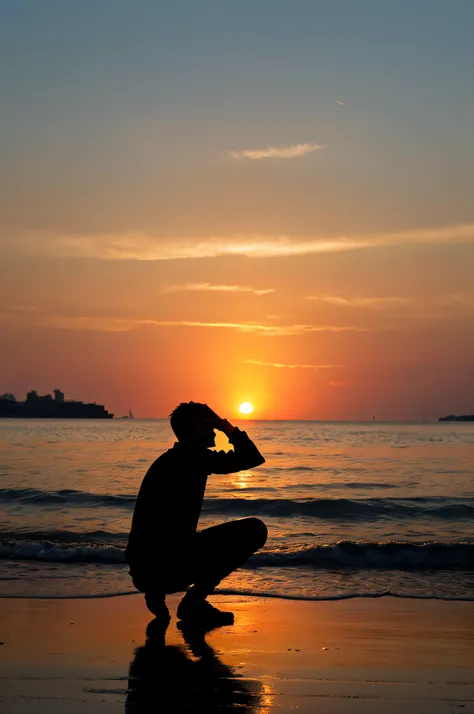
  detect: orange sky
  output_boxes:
[1,242,474,420]
[1,3,474,420]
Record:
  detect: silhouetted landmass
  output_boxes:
[0,389,113,418]
[439,414,474,422]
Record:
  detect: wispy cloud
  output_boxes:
[329,380,420,388]
[11,305,45,313]
[100,319,376,336]
[19,312,377,336]
[309,296,413,308]
[4,223,474,261]
[0,306,44,320]
[163,283,274,295]
[229,143,326,160]
[44,316,135,333]
[244,359,344,370]
[309,294,474,314]
[121,319,371,336]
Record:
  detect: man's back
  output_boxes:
[126,444,210,570]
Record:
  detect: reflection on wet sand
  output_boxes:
[126,618,266,713]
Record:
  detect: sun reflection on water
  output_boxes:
[231,470,253,489]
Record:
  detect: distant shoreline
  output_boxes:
[2,416,474,424]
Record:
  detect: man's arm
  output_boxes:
[206,418,265,475]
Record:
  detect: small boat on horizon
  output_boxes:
[439,414,474,422]
[121,409,134,419]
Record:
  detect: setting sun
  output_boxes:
[239,402,253,415]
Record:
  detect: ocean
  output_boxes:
[1,419,473,602]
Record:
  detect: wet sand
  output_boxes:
[1,593,473,713]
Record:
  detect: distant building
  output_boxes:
[27,391,53,403]
[0,390,113,419]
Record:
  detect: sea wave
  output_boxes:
[202,496,474,520]
[0,539,125,563]
[0,529,127,544]
[2,488,474,520]
[215,588,474,603]
[1,538,473,570]
[1,589,473,602]
[250,541,474,569]
[0,487,136,507]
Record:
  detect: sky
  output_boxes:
[1,0,474,420]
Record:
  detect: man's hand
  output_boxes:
[207,408,236,437]
[217,418,236,437]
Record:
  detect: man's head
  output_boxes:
[170,401,218,447]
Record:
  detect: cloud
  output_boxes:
[163,283,274,295]
[229,142,326,160]
[11,305,46,313]
[329,380,420,388]
[44,316,135,333]
[244,359,344,370]
[3,223,474,261]
[92,319,376,336]
[309,296,414,308]
[308,293,474,315]
[13,311,377,336]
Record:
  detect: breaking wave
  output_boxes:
[0,487,136,507]
[1,537,473,570]
[1,589,473,601]
[202,496,474,520]
[2,488,473,520]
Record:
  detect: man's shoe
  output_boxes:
[145,592,170,622]
[177,597,234,626]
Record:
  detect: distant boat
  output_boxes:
[439,414,474,422]
[121,409,134,419]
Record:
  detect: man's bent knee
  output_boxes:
[244,517,268,550]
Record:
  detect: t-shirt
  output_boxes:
[125,428,265,571]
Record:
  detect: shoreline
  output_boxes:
[1,588,474,601]
[1,593,473,713]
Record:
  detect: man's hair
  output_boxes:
[169,401,211,440]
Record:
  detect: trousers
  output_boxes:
[131,517,267,596]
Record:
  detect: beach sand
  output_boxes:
[1,593,473,713]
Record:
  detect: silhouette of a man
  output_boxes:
[126,402,267,625]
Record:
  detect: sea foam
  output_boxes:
[1,537,473,569]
